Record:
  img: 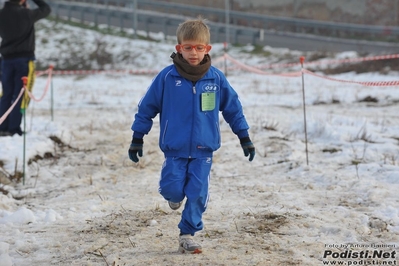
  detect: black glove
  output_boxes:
[128,138,143,163]
[240,137,255,162]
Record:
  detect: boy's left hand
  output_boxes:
[240,137,255,161]
[128,138,144,163]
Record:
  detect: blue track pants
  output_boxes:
[159,157,212,236]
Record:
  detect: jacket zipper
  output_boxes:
[189,82,197,158]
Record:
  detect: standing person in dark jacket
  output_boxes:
[128,17,255,254]
[0,0,51,137]
[0,56,2,91]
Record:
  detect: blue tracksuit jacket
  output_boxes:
[132,64,249,158]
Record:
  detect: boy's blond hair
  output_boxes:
[176,17,211,44]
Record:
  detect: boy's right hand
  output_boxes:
[128,138,144,163]
[240,137,255,162]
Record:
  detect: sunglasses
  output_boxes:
[180,44,208,52]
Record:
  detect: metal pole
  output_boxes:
[396,0,398,26]
[93,0,98,28]
[300,56,309,166]
[224,0,230,77]
[133,0,138,38]
[51,74,54,122]
[22,110,26,185]
[225,0,230,45]
[223,42,228,77]
[294,0,299,17]
[21,77,28,185]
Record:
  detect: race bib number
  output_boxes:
[201,92,215,111]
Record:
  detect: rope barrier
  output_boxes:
[26,66,53,102]
[223,53,399,87]
[255,53,399,70]
[1,53,394,126]
[0,87,25,126]
[223,53,302,77]
[1,51,398,128]
[48,69,159,76]
[0,66,54,127]
[28,52,399,84]
[1,51,398,183]
[301,69,399,87]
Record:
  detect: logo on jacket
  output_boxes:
[175,80,182,86]
[202,83,219,92]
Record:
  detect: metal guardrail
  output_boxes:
[56,0,399,42]
[47,0,261,45]
[45,0,399,53]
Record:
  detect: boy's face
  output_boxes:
[175,40,212,66]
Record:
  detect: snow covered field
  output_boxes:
[0,20,399,265]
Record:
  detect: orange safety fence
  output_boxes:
[2,51,399,127]
[219,53,399,87]
[25,66,53,103]
[0,65,53,126]
[0,88,25,126]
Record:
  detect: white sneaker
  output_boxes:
[168,201,183,210]
[178,234,202,254]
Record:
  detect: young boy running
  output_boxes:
[128,17,255,254]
